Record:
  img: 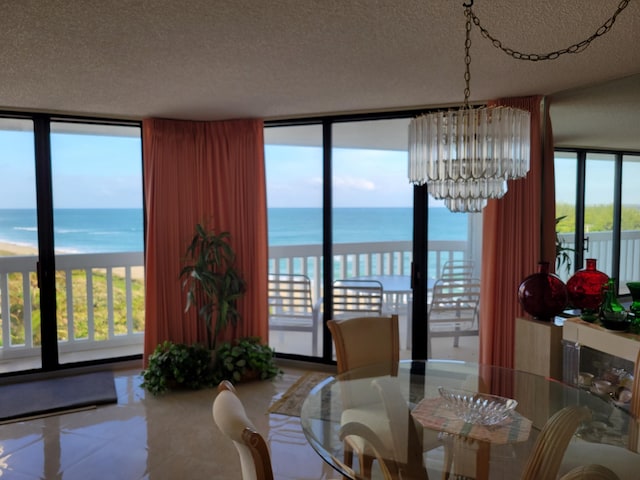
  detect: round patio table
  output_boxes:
[300,360,640,479]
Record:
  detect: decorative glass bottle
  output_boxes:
[599,278,628,330]
[517,261,568,322]
[566,258,609,322]
[626,282,640,334]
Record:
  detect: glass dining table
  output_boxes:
[300,360,640,479]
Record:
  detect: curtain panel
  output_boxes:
[142,118,268,364]
[480,96,556,368]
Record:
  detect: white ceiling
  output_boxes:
[1,0,639,150]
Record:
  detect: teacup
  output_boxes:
[578,372,594,387]
[592,379,613,395]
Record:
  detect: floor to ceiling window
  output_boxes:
[555,149,640,296]
[265,113,482,363]
[0,115,143,375]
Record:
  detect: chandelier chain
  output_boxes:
[467,0,630,62]
[463,9,472,106]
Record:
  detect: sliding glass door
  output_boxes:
[0,118,41,372]
[0,116,143,375]
[50,122,144,365]
[331,119,414,358]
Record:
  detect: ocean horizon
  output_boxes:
[0,207,467,254]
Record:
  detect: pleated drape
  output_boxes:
[479,96,556,369]
[142,118,268,364]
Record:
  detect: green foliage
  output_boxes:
[140,337,280,395]
[213,337,281,383]
[556,203,640,233]
[2,268,144,348]
[180,224,246,350]
[140,341,216,395]
[555,216,575,274]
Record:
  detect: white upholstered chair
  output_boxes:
[212,380,274,480]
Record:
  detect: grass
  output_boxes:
[2,268,145,347]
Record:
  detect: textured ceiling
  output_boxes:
[1,0,639,149]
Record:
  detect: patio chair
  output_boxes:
[333,279,383,319]
[440,260,475,281]
[428,278,481,351]
[268,273,321,356]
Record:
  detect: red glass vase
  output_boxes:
[566,258,609,322]
[518,261,568,322]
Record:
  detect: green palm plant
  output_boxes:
[555,216,575,274]
[180,224,246,350]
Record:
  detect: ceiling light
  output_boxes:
[408,0,631,213]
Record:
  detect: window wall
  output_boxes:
[555,149,640,295]
[265,114,482,363]
[0,114,143,374]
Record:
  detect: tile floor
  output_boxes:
[0,362,338,480]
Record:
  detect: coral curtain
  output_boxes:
[480,96,556,369]
[142,118,268,364]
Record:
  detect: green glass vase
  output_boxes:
[599,278,628,331]
[627,282,640,334]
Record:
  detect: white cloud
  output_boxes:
[333,176,376,190]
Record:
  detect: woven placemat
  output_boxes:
[268,371,331,417]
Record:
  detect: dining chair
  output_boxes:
[370,376,430,479]
[628,347,640,452]
[212,380,274,480]
[327,315,399,478]
[520,405,592,480]
[559,464,620,480]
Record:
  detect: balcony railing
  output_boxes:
[2,231,639,368]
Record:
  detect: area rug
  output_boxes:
[0,371,117,423]
[268,371,331,417]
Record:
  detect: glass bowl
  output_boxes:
[438,387,518,425]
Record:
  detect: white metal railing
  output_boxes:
[268,240,469,302]
[0,252,144,361]
[557,231,640,285]
[2,231,639,364]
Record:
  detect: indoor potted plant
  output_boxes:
[213,336,281,383]
[180,224,246,350]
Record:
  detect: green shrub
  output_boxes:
[214,337,281,383]
[141,341,216,395]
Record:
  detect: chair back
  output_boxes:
[628,348,640,451]
[428,279,481,341]
[327,314,399,377]
[267,273,320,355]
[212,381,274,480]
[560,464,620,480]
[440,260,475,281]
[371,377,428,479]
[521,405,592,480]
[332,279,383,318]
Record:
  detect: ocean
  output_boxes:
[0,207,467,253]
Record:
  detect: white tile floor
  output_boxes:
[0,363,337,480]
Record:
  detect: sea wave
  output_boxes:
[13,226,37,232]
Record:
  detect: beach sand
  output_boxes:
[0,241,38,256]
[0,241,145,280]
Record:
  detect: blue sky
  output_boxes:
[0,129,143,209]
[2,129,636,210]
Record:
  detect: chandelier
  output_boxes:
[408,0,631,213]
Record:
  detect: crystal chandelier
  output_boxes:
[408,0,630,213]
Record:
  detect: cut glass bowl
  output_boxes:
[438,387,518,425]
